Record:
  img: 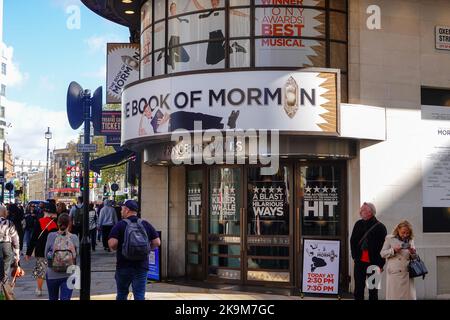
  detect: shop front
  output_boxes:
[118,0,376,295]
[183,161,348,291]
[83,0,385,295]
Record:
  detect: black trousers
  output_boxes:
[89,229,97,251]
[102,226,113,249]
[354,262,379,300]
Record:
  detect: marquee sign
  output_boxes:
[122,70,339,144]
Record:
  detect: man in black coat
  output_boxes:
[350,202,387,300]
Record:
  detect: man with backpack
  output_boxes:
[69,197,84,238]
[108,200,160,300]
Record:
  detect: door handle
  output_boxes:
[296,207,300,254]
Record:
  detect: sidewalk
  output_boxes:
[13,243,341,300]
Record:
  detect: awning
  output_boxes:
[90,149,135,173]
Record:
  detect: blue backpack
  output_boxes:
[122,219,150,261]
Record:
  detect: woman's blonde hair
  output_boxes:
[392,220,414,239]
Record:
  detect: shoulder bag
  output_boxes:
[409,255,428,279]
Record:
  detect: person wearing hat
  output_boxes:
[108,200,160,300]
[25,202,58,296]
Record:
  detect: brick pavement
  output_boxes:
[11,242,337,300]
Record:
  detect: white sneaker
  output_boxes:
[35,288,43,296]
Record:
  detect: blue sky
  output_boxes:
[3,0,129,160]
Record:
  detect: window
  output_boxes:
[0,106,4,118]
[0,129,4,140]
[208,167,242,280]
[300,164,342,236]
[246,165,291,282]
[1,84,5,97]
[140,0,348,101]
[1,63,6,75]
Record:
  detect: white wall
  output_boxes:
[349,0,450,299]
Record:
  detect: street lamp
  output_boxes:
[21,172,28,204]
[45,127,52,200]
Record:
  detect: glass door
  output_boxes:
[246,165,293,284]
[186,169,204,280]
[295,162,348,291]
[208,167,243,281]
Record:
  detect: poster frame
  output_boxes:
[300,238,341,298]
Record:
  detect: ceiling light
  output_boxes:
[125,10,135,15]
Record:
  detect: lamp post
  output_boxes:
[45,127,52,200]
[21,172,28,204]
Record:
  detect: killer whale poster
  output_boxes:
[302,239,340,295]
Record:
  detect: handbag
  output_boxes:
[408,255,428,279]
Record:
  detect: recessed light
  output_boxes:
[125,10,135,15]
[122,0,133,3]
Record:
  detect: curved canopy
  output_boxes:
[81,0,141,40]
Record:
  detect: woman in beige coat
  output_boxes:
[380,221,417,300]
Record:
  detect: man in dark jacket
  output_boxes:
[350,202,387,300]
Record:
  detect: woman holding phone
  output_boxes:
[380,220,417,300]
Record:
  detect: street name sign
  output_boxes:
[77,144,98,153]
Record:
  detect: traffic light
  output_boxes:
[80,176,84,192]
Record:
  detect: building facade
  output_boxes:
[28,171,45,201]
[82,0,450,299]
[0,0,8,187]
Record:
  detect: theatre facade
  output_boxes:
[83,0,450,299]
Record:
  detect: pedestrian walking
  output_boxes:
[69,197,84,238]
[380,220,417,300]
[25,202,58,296]
[45,213,79,301]
[98,200,118,252]
[96,201,105,242]
[350,202,387,300]
[56,202,68,217]
[88,203,98,251]
[0,205,20,284]
[7,204,24,253]
[108,200,160,300]
[23,204,37,253]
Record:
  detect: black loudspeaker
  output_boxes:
[91,86,103,135]
[67,81,85,130]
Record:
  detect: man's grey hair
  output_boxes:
[363,202,376,216]
[0,204,6,217]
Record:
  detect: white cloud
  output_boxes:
[1,43,30,88]
[83,64,106,79]
[85,34,124,54]
[38,76,57,92]
[6,99,80,161]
